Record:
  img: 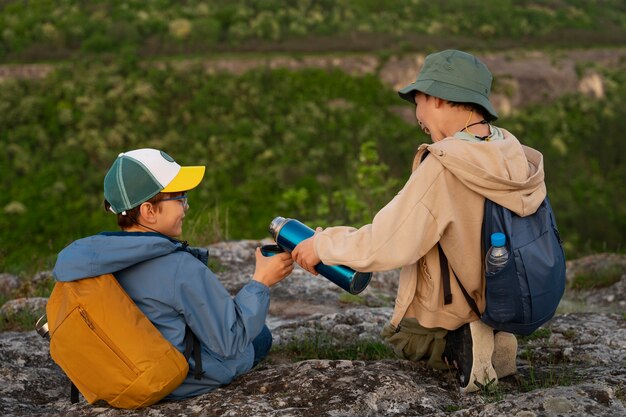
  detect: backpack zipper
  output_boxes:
[78,307,140,375]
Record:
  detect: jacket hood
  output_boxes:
[414,129,546,216]
[52,232,199,282]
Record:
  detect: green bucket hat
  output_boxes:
[398,49,498,121]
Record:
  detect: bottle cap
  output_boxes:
[491,232,506,247]
[268,216,287,239]
[35,314,50,339]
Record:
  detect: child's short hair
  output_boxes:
[103,193,172,229]
[448,100,491,121]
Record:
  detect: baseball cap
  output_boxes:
[398,49,498,121]
[104,148,205,214]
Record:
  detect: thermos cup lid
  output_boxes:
[260,244,284,257]
[269,216,287,239]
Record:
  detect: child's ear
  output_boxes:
[138,202,158,224]
[433,96,447,109]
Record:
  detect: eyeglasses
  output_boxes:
[161,194,188,209]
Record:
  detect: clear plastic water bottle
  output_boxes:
[485,232,509,274]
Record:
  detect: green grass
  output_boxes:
[519,350,578,392]
[562,329,577,340]
[0,275,53,332]
[274,332,395,361]
[616,385,626,403]
[478,377,505,403]
[183,205,231,245]
[469,337,579,404]
[207,257,228,274]
[571,263,624,290]
[338,293,366,306]
[0,309,41,332]
[519,327,552,342]
[12,278,55,299]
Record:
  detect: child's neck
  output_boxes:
[123,225,152,233]
[123,224,173,237]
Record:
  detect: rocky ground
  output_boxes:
[1,240,625,416]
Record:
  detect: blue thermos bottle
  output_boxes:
[268,216,372,294]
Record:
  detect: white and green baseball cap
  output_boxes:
[104,148,205,214]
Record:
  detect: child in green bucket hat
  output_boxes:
[292,50,546,393]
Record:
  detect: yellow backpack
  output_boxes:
[45,273,198,409]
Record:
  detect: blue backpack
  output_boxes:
[439,197,566,336]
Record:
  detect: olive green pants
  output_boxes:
[381,318,450,370]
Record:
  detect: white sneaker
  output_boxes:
[443,320,498,394]
[492,332,518,379]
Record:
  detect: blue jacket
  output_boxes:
[52,231,270,399]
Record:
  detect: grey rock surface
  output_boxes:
[0,297,48,316]
[1,241,625,416]
[0,273,20,296]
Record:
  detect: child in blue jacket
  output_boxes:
[53,148,294,399]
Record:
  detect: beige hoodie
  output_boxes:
[314,129,546,330]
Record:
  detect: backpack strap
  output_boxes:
[70,382,79,404]
[438,244,481,318]
[183,325,204,380]
[438,243,453,305]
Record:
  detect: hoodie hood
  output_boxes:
[414,129,546,216]
[53,232,203,282]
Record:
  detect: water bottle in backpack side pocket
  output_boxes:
[485,232,509,274]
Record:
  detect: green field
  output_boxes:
[1,1,625,273]
[1,0,626,62]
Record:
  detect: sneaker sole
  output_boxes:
[461,320,497,394]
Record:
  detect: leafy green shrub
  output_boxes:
[0,63,415,272]
[1,0,625,61]
[510,67,626,258]
[1,63,625,273]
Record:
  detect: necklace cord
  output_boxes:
[463,110,491,140]
[463,110,474,131]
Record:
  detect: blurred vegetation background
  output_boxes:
[0,0,625,274]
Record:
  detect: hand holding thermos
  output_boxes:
[290,226,323,275]
[265,217,371,294]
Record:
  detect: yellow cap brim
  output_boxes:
[161,166,206,192]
